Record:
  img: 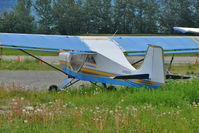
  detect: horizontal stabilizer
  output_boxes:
[114,74,149,79]
[166,74,191,80]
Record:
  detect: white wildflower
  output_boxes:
[163,112,166,115]
[109,110,113,114]
[24,120,28,123]
[36,108,42,112]
[132,107,137,112]
[21,97,24,101]
[96,107,99,110]
[118,106,121,109]
[25,106,34,111]
[176,111,179,114]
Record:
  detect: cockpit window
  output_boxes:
[86,55,96,64]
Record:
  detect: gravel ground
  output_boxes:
[1,55,198,64]
[0,71,89,90]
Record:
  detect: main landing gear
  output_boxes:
[48,78,80,92]
[91,82,116,91]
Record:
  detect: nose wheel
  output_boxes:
[48,85,58,92]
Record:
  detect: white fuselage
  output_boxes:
[80,36,136,75]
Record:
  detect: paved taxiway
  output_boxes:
[0,71,89,90]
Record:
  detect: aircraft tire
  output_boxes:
[107,85,116,91]
[49,85,58,92]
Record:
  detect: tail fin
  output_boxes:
[137,45,165,84]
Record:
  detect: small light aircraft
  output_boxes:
[0,27,198,91]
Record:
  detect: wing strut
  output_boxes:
[131,58,144,66]
[58,78,80,91]
[0,47,2,66]
[167,54,175,73]
[19,49,72,77]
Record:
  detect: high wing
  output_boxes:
[174,27,199,34]
[0,33,94,54]
[110,36,199,55]
[1,33,199,56]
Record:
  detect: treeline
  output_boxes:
[0,0,199,35]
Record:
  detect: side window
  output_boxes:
[86,55,96,64]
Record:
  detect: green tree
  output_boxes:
[125,0,137,33]
[113,0,128,34]
[0,12,17,33]
[133,0,160,33]
[83,0,102,34]
[13,0,35,33]
[53,0,84,35]
[144,0,160,33]
[34,0,54,34]
[98,0,113,33]
[191,0,199,28]
[159,0,194,33]
[177,0,194,27]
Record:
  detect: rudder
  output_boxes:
[137,45,165,84]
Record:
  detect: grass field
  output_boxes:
[1,49,58,56]
[0,59,61,71]
[0,80,199,133]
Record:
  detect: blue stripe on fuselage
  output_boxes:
[61,63,163,88]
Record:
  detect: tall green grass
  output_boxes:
[0,80,199,132]
[0,59,61,71]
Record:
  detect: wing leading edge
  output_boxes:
[0,33,94,54]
